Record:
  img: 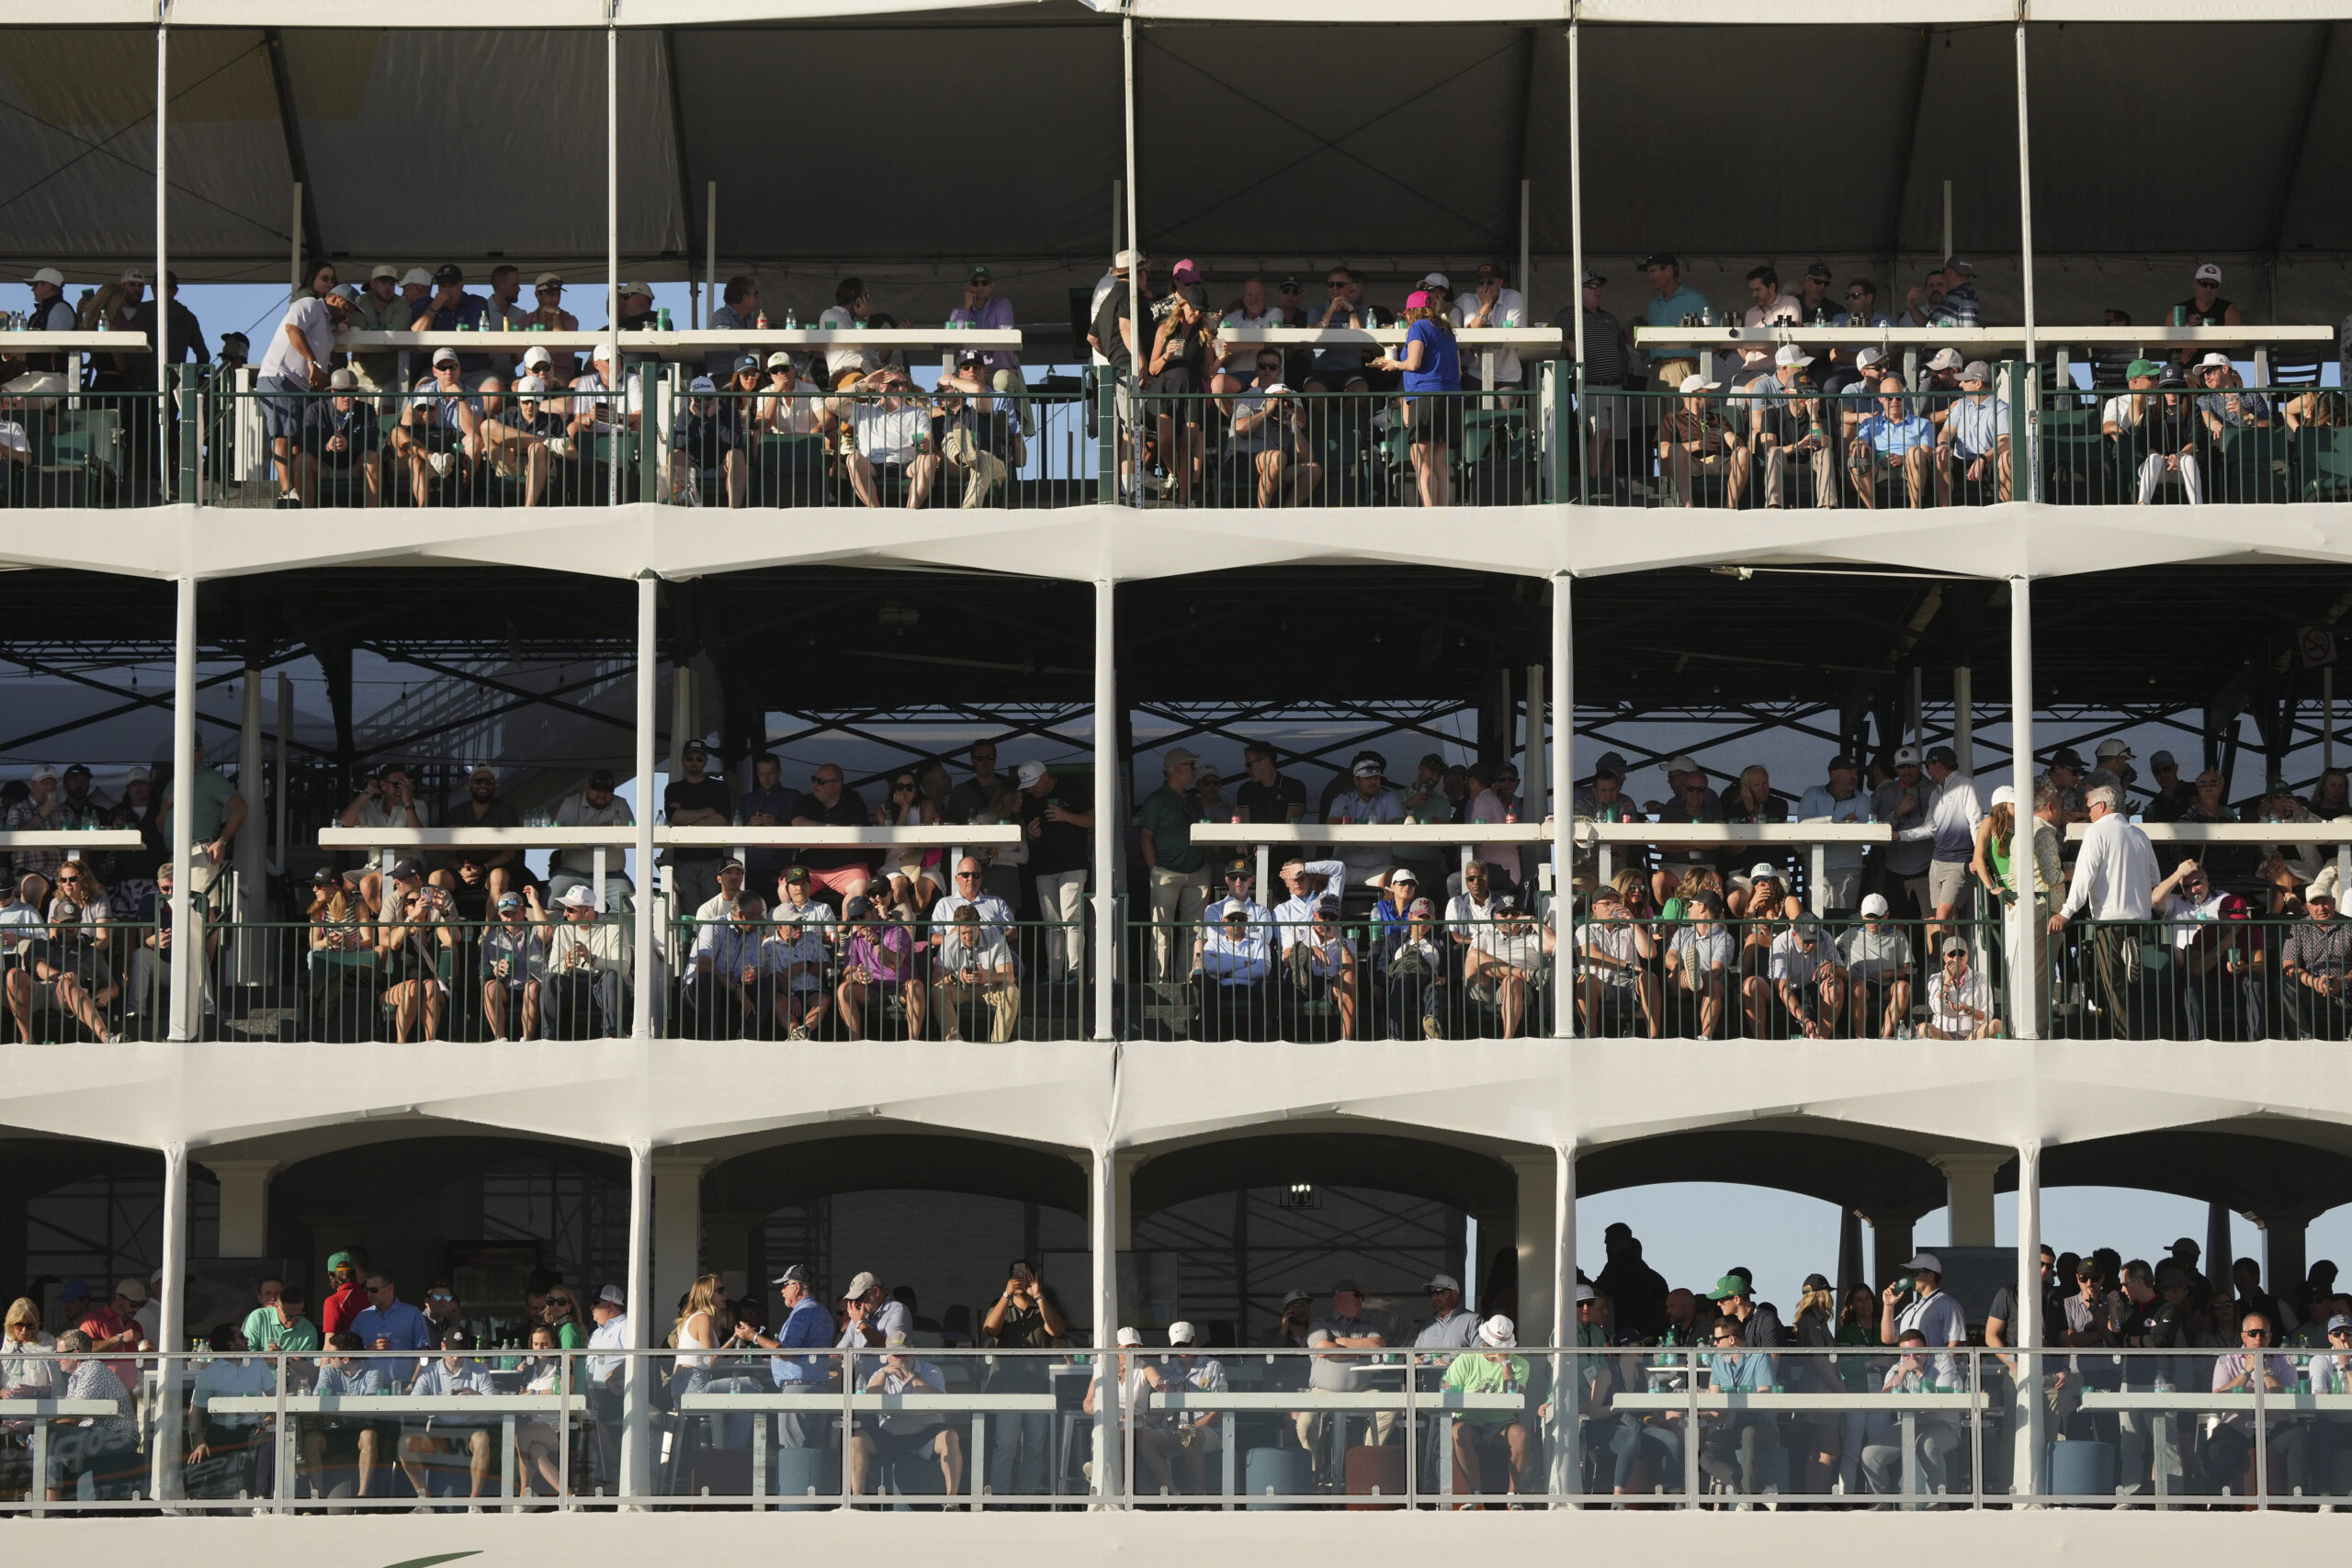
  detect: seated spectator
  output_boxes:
[565,344,643,452]
[1444,1315,1534,1503]
[2180,262,2242,330]
[1924,935,2000,1039]
[537,885,625,1039]
[1156,1322,1227,1495]
[186,1321,274,1493]
[1859,1328,1963,1495]
[835,897,922,1041]
[1302,266,1374,395]
[1467,893,1551,1039]
[1664,890,1734,1038]
[2105,358,2205,505]
[1836,894,1916,1038]
[1212,276,1283,396]
[933,353,1016,509]
[300,369,383,505]
[470,376,550,505]
[930,903,1020,1043]
[1577,885,1659,1038]
[757,353,823,439]
[1734,266,1803,387]
[788,764,876,903]
[43,1329,138,1503]
[1295,896,1360,1040]
[2280,888,2352,1040]
[1196,865,1274,1043]
[2193,354,2271,436]
[1753,919,1837,1040]
[2202,1313,2309,1497]
[687,893,775,1041]
[1937,361,2013,502]
[1657,378,1747,508]
[1224,361,1322,507]
[6,885,120,1043]
[392,349,472,505]
[399,1327,498,1506]
[1848,378,1936,509]
[374,859,454,1043]
[851,1332,963,1502]
[833,368,939,510]
[1374,882,1449,1041]
[1749,346,1837,509]
[481,891,541,1042]
[767,868,836,1041]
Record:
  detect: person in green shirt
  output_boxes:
[243,1280,321,1356]
[1139,748,1211,991]
[1442,1314,1534,1501]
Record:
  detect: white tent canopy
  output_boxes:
[0,11,2345,327]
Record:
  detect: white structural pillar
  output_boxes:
[650,1154,707,1331]
[203,1159,278,1258]
[1507,1151,1555,1356]
[1090,1144,1123,1501]
[2013,1142,2044,1498]
[622,1141,652,1503]
[1553,573,1575,1037]
[169,576,197,1042]
[1093,580,1117,1042]
[2008,576,2038,1037]
[236,667,266,981]
[634,574,658,1039]
[150,1143,188,1502]
[1552,1141,1579,1494]
[1938,1156,2002,1247]
[1952,665,1973,774]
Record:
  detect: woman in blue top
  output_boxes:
[1373,288,1461,507]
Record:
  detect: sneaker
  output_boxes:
[786,1025,808,1042]
[274,491,300,508]
[943,1030,964,1043]
[1423,1014,1443,1040]
[430,452,454,479]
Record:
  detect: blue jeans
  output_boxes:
[1611,1416,1681,1489]
[988,1409,1052,1496]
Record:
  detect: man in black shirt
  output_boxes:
[1235,741,1306,825]
[1092,250,1148,499]
[1593,1223,1669,1339]
[433,763,523,918]
[790,762,876,903]
[1017,761,1093,980]
[663,740,733,918]
[2117,1259,2192,1494]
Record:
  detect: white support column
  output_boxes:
[1952,665,1973,775]
[236,667,265,981]
[153,18,168,495]
[1090,1144,1123,1502]
[634,574,658,1040]
[1937,1156,2001,1247]
[622,1141,652,1504]
[2008,576,2039,1039]
[650,1154,707,1328]
[1552,1140,1580,1494]
[150,1143,187,1502]
[169,576,197,1042]
[1093,579,1117,1042]
[2015,19,2039,499]
[1121,17,1143,497]
[2013,1142,2044,1500]
[1552,573,1576,1039]
[202,1158,278,1258]
[1508,1152,1555,1357]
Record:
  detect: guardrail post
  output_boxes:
[149,1142,187,1506]
[1095,376,1116,505]
[2014,1142,2044,1503]
[174,367,200,503]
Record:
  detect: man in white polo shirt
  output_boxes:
[2050,783,2159,1038]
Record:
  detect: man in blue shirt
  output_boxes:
[1701,1312,1782,1495]
[738,753,797,891]
[746,1264,836,1450]
[351,1272,435,1386]
[1639,253,1713,390]
[1937,361,2013,502]
[1196,861,1274,1041]
[1847,377,1937,509]
[412,264,494,376]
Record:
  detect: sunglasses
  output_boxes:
[1326,281,1349,289]
[1847,290,1870,299]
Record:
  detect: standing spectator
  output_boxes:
[1372,288,1460,508]
[707,274,762,380]
[1449,261,1528,394]
[820,277,880,388]
[484,265,529,331]
[1798,754,1872,915]
[1140,748,1210,991]
[980,1260,1067,1498]
[413,264,494,378]
[1638,254,1711,390]
[1328,756,1405,897]
[1017,761,1092,981]
[949,264,1030,433]
[1698,1314,1781,1495]
[2051,784,2161,1037]
[255,282,354,506]
[1733,265,1804,387]
[787,762,875,903]
[662,739,732,919]
[341,265,411,394]
[547,769,636,912]
[737,752,795,892]
[527,274,581,379]
[1932,256,1982,328]
[1871,745,1933,922]
[17,266,79,375]
[1595,1224,1670,1340]
[1565,272,1632,489]
[2178,263,2242,330]
[351,1271,434,1384]
[1913,745,1985,957]
[945,741,1009,825]
[1236,740,1306,824]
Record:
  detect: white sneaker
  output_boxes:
[429,452,454,479]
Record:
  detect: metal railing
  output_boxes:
[0,389,167,507]
[656,386,1091,510]
[2039,383,2347,506]
[1122,387,1542,508]
[15,1343,2337,1510]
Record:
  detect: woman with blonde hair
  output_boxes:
[2,1295,56,1401]
[1371,289,1461,508]
[666,1273,749,1484]
[1144,284,1214,505]
[1789,1273,1845,1493]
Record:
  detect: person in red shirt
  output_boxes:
[321,1249,369,1337]
[79,1277,146,1391]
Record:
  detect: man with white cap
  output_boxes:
[1443,1314,1532,1500]
[344,264,413,390]
[1415,1272,1480,1350]
[2178,262,2241,331]
[391,347,473,505]
[1750,344,1837,508]
[2051,783,2160,1039]
[1880,1251,1968,1385]
[1657,375,1747,508]
[1140,748,1211,991]
[17,267,77,376]
[1327,753,1404,893]
[1936,359,2013,502]
[539,883,625,1038]
[1159,1321,1228,1495]
[565,343,643,449]
[1834,892,1915,1038]
[2192,352,2269,441]
[1870,744,1933,924]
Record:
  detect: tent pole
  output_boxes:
[1566,19,1584,378]
[2016,21,2037,370]
[1122,16,1141,504]
[288,182,300,297]
[1111,179,1122,254]
[155,18,168,501]
[606,12,620,505]
[703,180,717,331]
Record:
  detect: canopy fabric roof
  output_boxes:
[0,14,2343,328]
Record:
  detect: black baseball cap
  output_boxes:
[1640,253,1679,271]
[434,264,464,284]
[2049,748,2085,770]
[587,769,616,790]
[1925,744,1958,767]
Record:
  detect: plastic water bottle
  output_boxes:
[784,307,797,330]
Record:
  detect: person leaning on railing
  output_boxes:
[2279,886,2352,1041]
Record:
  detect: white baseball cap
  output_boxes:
[399,267,432,288]
[521,344,552,368]
[1773,344,1814,367]
[1926,347,1963,371]
[2193,263,2222,284]
[1860,892,1890,916]
[1167,1321,1198,1345]
[1418,271,1451,291]
[28,267,62,288]
[1894,745,1922,767]
[2197,352,2232,369]
[1115,1326,1143,1348]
